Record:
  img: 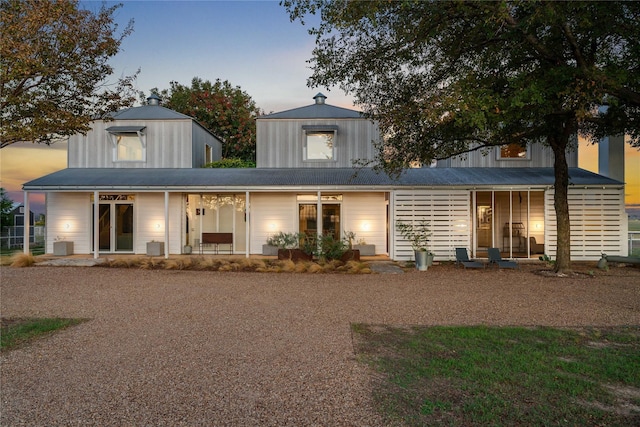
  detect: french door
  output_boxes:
[93,202,134,252]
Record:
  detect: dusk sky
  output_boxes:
[1,0,638,213]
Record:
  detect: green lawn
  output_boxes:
[352,324,640,426]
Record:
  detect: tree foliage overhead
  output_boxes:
[285,0,639,169]
[284,0,640,273]
[0,0,138,148]
[154,78,263,162]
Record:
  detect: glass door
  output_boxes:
[93,202,134,252]
[299,204,317,238]
[98,205,111,251]
[115,204,134,251]
[322,204,341,238]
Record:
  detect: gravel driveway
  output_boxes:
[2,263,639,426]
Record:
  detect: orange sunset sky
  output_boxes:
[1,138,638,215]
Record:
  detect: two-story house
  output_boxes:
[23,93,627,260]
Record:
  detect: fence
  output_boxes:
[0,226,45,249]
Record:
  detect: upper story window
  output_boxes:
[117,134,143,161]
[302,125,338,162]
[497,143,529,160]
[205,144,213,164]
[106,126,146,162]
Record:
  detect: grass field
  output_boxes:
[353,324,640,426]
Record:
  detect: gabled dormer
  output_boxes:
[67,95,222,169]
[256,93,379,168]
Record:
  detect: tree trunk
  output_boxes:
[549,135,572,274]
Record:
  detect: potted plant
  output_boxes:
[396,220,432,270]
[269,232,313,261]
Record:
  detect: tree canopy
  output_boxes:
[0,0,138,148]
[152,78,263,162]
[285,0,640,273]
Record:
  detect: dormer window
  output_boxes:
[302,125,338,162]
[106,126,146,162]
[497,143,529,160]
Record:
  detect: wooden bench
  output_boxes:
[199,232,233,254]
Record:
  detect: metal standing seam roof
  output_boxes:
[258,103,364,120]
[108,105,192,120]
[23,167,622,191]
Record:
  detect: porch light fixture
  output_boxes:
[360,221,370,232]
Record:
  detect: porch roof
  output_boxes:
[23,167,622,192]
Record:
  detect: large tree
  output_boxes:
[153,78,262,162]
[0,0,138,148]
[284,0,640,273]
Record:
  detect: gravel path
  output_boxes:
[1,264,639,426]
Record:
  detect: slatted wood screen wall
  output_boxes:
[392,190,471,261]
[544,187,627,259]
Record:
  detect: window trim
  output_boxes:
[302,125,338,163]
[106,126,147,162]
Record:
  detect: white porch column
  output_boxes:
[316,191,322,237]
[94,191,100,259]
[245,191,250,258]
[23,191,30,254]
[164,191,169,259]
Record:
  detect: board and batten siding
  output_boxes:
[342,193,387,254]
[438,143,578,168]
[135,193,183,255]
[46,192,92,254]
[544,187,627,260]
[392,190,471,261]
[249,193,298,253]
[68,119,196,168]
[256,118,379,168]
[191,123,222,167]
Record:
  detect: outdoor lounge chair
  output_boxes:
[488,248,518,269]
[455,248,485,269]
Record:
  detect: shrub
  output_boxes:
[10,253,35,268]
[266,232,302,249]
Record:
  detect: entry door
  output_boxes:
[94,203,134,252]
[322,204,340,238]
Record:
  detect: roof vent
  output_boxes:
[313,92,327,105]
[147,94,162,106]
